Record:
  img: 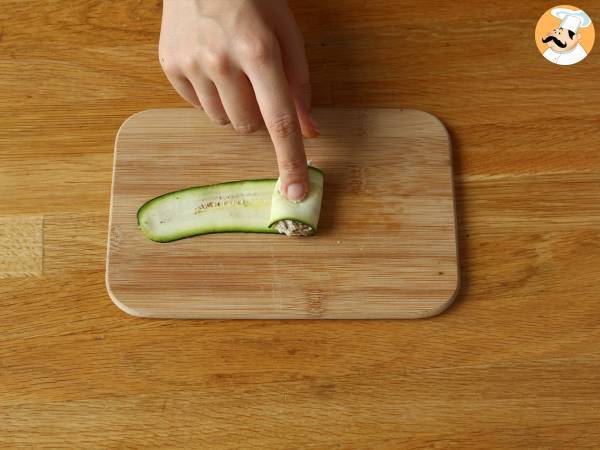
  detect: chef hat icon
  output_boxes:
[551,8,592,33]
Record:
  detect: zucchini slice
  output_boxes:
[138,167,324,242]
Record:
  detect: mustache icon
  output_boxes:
[542,35,567,48]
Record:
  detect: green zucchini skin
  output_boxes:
[138,167,324,243]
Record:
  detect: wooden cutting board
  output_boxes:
[106,108,459,319]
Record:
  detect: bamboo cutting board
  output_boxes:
[106,108,458,319]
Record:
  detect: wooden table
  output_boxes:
[2,1,599,447]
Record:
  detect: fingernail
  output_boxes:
[286,183,306,202]
[308,113,320,135]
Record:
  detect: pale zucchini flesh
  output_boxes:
[269,171,324,229]
[138,167,324,242]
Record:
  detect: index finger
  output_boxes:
[242,48,308,201]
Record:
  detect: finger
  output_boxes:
[214,71,262,134]
[163,71,203,108]
[188,77,230,125]
[243,44,309,201]
[275,16,319,138]
[291,82,319,138]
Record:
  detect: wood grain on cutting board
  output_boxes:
[106,108,458,318]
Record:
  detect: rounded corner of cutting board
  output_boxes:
[415,278,461,319]
[105,271,148,319]
[409,109,451,143]
[115,109,187,141]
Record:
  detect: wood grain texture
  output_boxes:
[0,216,43,277]
[107,108,458,319]
[1,0,600,447]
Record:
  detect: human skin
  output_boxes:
[159,0,319,201]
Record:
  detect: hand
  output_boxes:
[159,0,319,201]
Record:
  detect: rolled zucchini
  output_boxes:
[138,166,324,242]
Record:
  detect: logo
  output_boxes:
[535,5,595,65]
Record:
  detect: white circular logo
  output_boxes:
[535,5,595,65]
